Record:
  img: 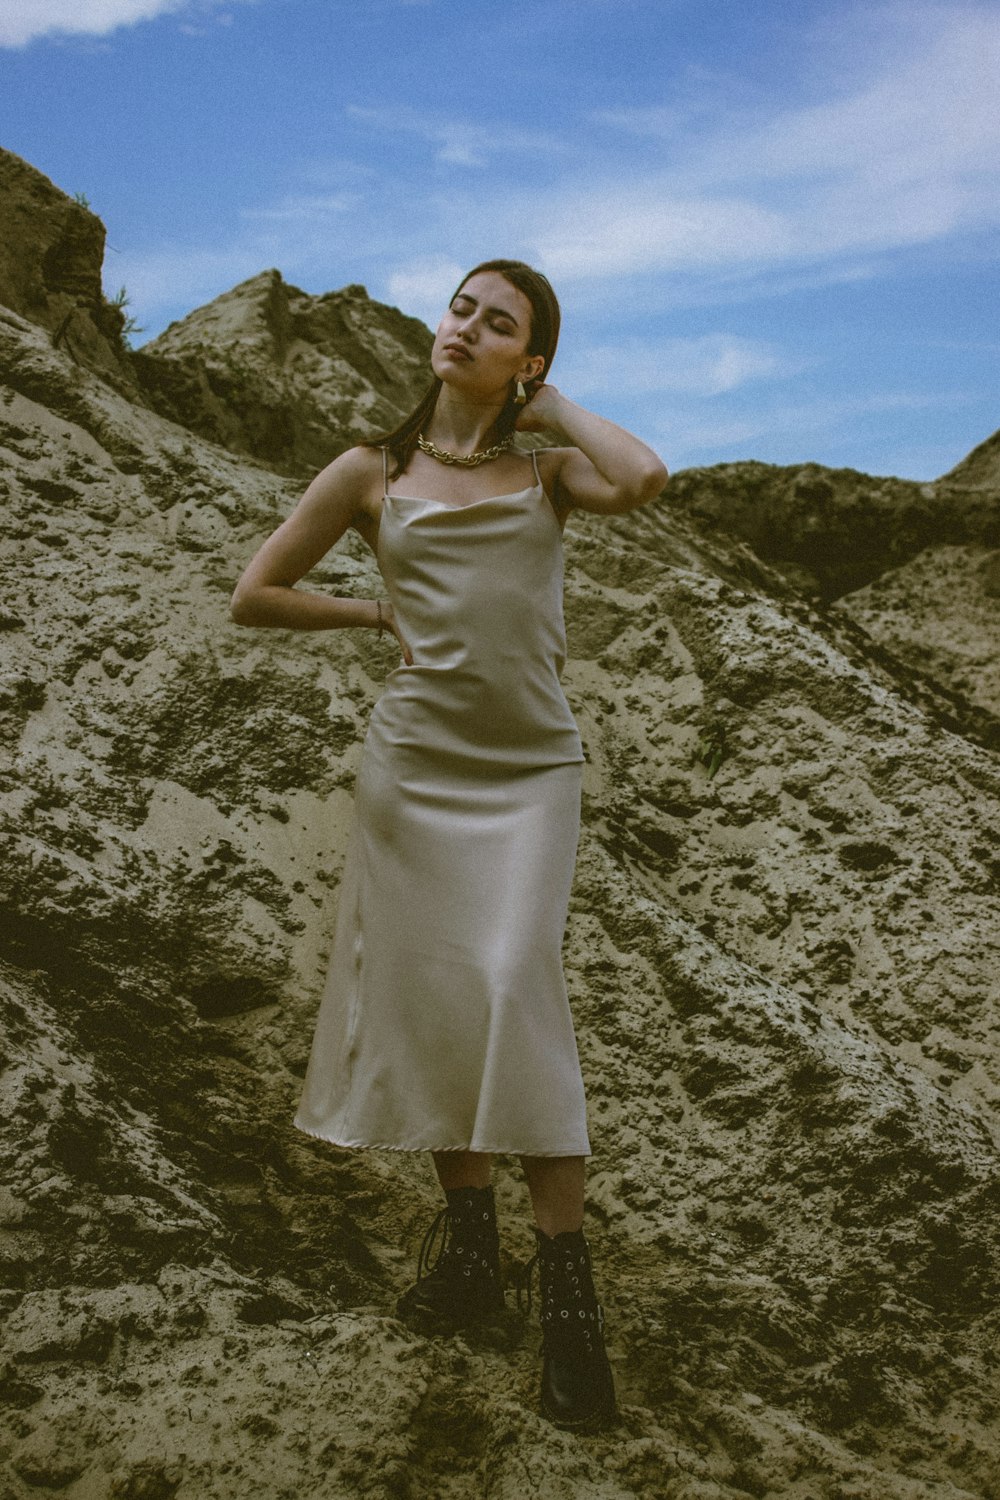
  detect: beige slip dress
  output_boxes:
[293,446,591,1156]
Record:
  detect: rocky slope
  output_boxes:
[133,268,434,478]
[821,424,1000,718]
[651,454,1000,722]
[3,150,1000,1500]
[0,148,138,398]
[941,428,1000,493]
[660,458,998,602]
[832,544,1000,722]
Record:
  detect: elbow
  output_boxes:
[619,461,669,512]
[229,587,258,626]
[641,460,669,502]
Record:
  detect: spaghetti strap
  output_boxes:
[530,447,542,487]
[381,445,389,496]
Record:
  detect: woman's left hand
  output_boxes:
[514,381,564,432]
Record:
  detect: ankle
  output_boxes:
[534,1221,586,1244]
[445,1183,495,1210]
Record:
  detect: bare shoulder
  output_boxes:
[304,444,384,526]
[310,443,383,495]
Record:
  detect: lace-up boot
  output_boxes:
[517,1225,617,1430]
[395,1184,505,1334]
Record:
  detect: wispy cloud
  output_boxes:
[239,193,358,223]
[346,104,564,168]
[0,0,253,48]
[549,6,1000,283]
[531,193,794,279]
[557,335,798,398]
[689,8,1000,189]
[123,5,1000,342]
[653,388,977,466]
[386,257,464,324]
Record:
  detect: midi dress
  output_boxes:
[293,446,591,1157]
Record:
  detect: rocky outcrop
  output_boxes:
[0,147,138,396]
[940,427,1000,492]
[660,456,999,601]
[832,543,1000,719]
[1,149,435,480]
[131,268,434,477]
[3,151,1000,1499]
[646,449,1000,721]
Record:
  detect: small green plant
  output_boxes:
[109,284,146,344]
[72,190,91,207]
[694,721,727,779]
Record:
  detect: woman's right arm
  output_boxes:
[229,446,382,634]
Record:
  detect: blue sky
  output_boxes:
[2,0,997,479]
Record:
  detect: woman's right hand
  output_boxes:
[379,599,414,665]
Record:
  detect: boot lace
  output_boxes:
[515,1250,539,1317]
[415,1204,452,1284]
[413,1200,497,1288]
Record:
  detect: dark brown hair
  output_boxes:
[363,259,561,481]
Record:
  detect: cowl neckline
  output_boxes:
[383,482,542,513]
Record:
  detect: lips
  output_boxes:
[443,343,473,362]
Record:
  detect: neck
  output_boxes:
[424,386,506,454]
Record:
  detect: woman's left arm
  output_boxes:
[518,385,668,514]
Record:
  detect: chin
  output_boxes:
[435,364,477,389]
[431,356,462,382]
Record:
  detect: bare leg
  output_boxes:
[432,1150,492,1191]
[519,1154,585,1236]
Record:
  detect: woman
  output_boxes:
[230,259,668,1430]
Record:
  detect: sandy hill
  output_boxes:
[2,146,1000,1499]
[134,268,434,477]
[941,427,1000,492]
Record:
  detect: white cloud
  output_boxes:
[542,6,1000,282]
[702,9,1000,188]
[558,335,796,398]
[0,0,250,48]
[652,389,976,464]
[346,105,564,169]
[531,193,794,279]
[385,257,464,325]
[239,193,358,223]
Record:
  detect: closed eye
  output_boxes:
[451,294,518,336]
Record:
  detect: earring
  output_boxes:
[514,380,528,406]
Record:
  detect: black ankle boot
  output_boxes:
[518,1225,618,1430]
[395,1184,505,1334]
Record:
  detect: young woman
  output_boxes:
[230,260,668,1430]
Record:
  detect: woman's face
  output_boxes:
[431,271,545,399]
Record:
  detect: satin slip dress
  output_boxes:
[293,446,591,1156]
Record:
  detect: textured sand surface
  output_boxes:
[3,148,1000,1499]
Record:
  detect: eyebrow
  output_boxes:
[452,292,520,327]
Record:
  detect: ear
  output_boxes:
[518,353,546,384]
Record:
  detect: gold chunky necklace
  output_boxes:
[416,432,514,467]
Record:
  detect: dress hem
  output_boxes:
[292,1116,592,1158]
